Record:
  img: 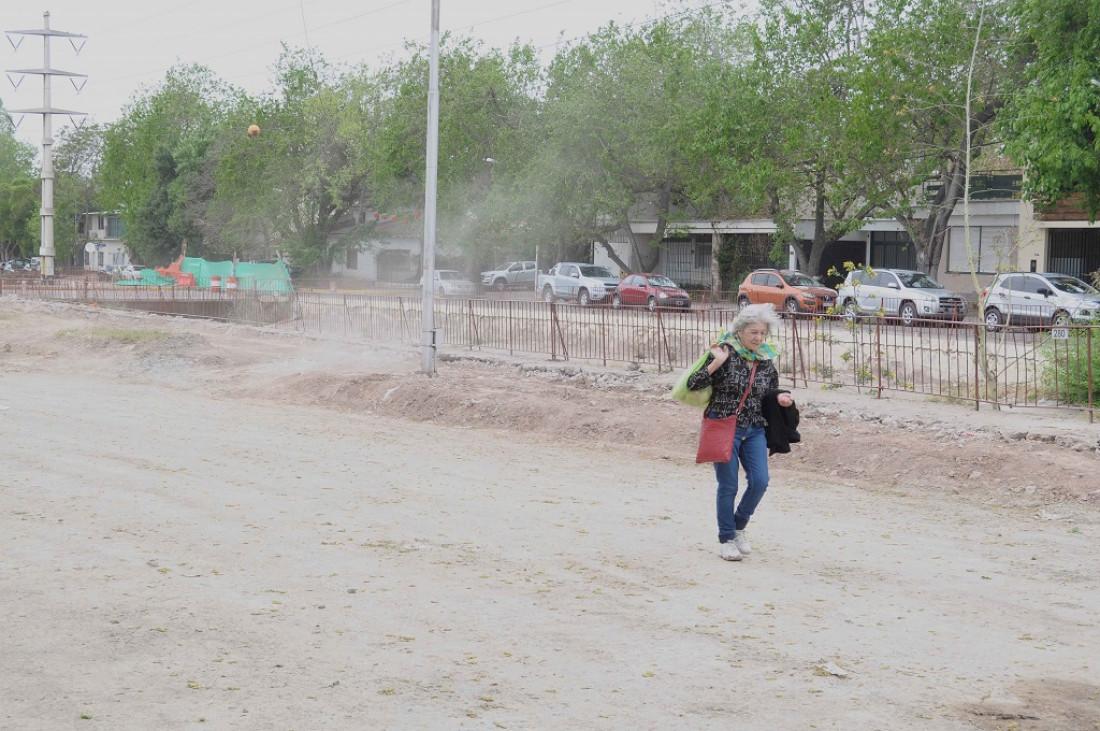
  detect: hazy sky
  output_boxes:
[3,0,720,146]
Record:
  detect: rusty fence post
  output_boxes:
[601,304,608,367]
[1089,326,1094,424]
[550,301,558,361]
[468,298,481,350]
[973,324,981,410]
[875,318,883,398]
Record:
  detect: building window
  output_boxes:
[694,242,713,269]
[106,216,125,239]
[947,226,1013,274]
[870,231,916,270]
[346,248,359,270]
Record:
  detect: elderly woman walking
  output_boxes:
[686,304,794,561]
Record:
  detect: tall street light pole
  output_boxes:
[419,0,441,375]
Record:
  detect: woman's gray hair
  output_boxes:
[731,303,781,335]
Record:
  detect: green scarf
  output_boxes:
[713,331,781,361]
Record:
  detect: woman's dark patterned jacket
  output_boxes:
[686,346,779,428]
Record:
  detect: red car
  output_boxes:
[612,273,692,310]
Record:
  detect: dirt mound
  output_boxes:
[4,298,1097,513]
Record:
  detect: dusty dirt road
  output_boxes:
[2,299,1099,730]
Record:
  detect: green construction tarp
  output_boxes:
[180,257,294,293]
[114,258,294,293]
[116,269,176,286]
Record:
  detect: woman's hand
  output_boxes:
[777,392,794,407]
[705,344,729,374]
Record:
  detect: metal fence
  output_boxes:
[291,292,1095,419]
[3,280,1095,419]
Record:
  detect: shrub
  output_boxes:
[1041,329,1100,404]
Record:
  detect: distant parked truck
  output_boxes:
[537,262,621,305]
[480,260,537,291]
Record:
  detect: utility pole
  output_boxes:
[5,12,87,279]
[419,0,441,375]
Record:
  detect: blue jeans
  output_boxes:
[713,424,769,542]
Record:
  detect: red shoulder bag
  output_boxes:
[695,360,757,464]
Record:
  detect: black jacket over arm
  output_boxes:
[762,389,801,455]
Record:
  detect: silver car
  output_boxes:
[430,270,476,297]
[837,268,967,325]
[982,272,1100,328]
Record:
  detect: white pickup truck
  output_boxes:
[537,262,622,305]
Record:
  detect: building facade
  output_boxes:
[595,175,1100,302]
[81,212,134,271]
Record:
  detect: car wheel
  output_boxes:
[899,301,918,326]
[843,299,860,320]
[542,286,555,303]
[647,296,657,311]
[1052,310,1072,327]
[577,289,591,306]
[984,307,1003,330]
[493,279,507,292]
[784,297,800,315]
[436,286,445,297]
[612,293,622,309]
[738,295,751,309]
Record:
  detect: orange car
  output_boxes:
[737,269,837,314]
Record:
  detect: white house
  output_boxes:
[81,212,135,271]
[327,209,424,283]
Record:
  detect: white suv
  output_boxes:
[982,272,1100,328]
[836,268,966,325]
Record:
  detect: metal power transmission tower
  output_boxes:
[5,11,87,278]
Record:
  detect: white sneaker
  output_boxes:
[720,542,742,561]
[732,530,752,555]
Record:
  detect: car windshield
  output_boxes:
[783,273,817,287]
[438,271,464,280]
[648,275,677,287]
[1047,276,1099,296]
[897,271,943,289]
[580,265,615,278]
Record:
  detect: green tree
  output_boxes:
[53,124,105,266]
[874,0,1016,275]
[0,102,39,261]
[211,47,373,274]
[1000,0,1100,220]
[736,0,913,275]
[99,64,237,265]
[355,37,543,271]
[527,13,738,271]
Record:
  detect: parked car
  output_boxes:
[537,262,621,305]
[429,269,476,297]
[480,260,537,291]
[612,273,691,310]
[836,268,967,325]
[982,272,1100,328]
[2,257,38,272]
[737,268,836,314]
[119,264,143,280]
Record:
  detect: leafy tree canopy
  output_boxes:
[1001,0,1100,220]
[99,64,239,265]
[0,99,39,259]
